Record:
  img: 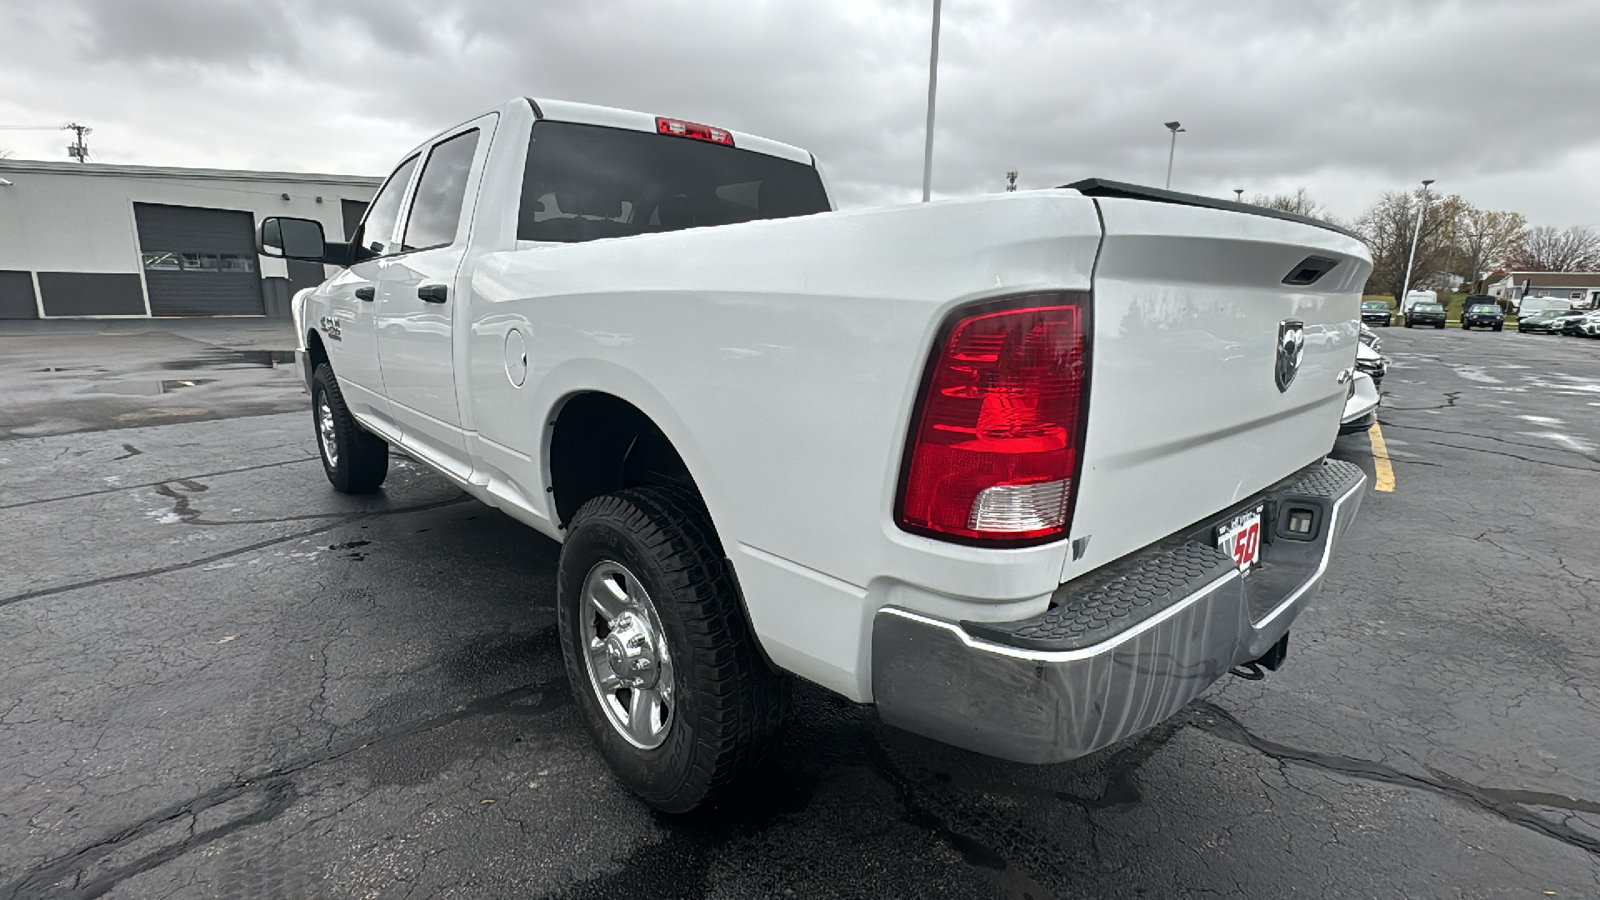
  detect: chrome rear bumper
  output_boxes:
[870,459,1366,764]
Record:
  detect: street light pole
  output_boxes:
[1399,179,1435,305]
[1163,121,1185,190]
[921,0,942,203]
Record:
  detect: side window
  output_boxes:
[354,155,420,260]
[402,129,481,252]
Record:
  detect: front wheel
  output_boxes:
[557,486,789,813]
[1436,323,1445,330]
[310,363,388,493]
[1493,324,1502,332]
[1405,321,1413,328]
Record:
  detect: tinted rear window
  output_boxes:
[1362,301,1388,309]
[1415,304,1443,311]
[1467,305,1498,313]
[517,121,830,243]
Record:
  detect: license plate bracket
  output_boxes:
[1216,505,1264,572]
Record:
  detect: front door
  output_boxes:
[376,118,494,479]
[321,153,420,427]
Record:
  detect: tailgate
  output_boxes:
[1063,196,1373,582]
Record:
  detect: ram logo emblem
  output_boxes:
[1275,319,1304,392]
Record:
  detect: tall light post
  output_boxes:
[1399,179,1436,305]
[1163,121,1185,190]
[921,0,942,203]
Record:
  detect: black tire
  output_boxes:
[310,363,388,493]
[1436,323,1445,330]
[1405,321,1413,328]
[1493,324,1502,332]
[557,486,789,813]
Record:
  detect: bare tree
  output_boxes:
[1249,188,1323,219]
[1505,226,1600,272]
[1452,206,1527,292]
[1354,188,1465,301]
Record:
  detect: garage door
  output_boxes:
[134,203,265,317]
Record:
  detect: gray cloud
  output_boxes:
[2,0,1596,226]
[76,0,302,65]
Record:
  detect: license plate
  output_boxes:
[1216,506,1264,572]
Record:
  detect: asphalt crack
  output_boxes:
[1378,422,1600,473]
[0,457,319,511]
[1,681,569,900]
[1185,701,1600,858]
[0,496,471,609]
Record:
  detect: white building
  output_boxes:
[0,159,379,320]
[1486,271,1600,311]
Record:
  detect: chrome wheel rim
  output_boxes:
[317,397,339,469]
[579,560,675,749]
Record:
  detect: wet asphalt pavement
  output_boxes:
[1,318,1597,899]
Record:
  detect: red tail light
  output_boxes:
[656,117,734,146]
[896,294,1090,545]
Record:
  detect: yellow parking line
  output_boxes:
[1367,422,1395,492]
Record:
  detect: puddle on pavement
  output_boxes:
[85,379,217,396]
[159,350,297,370]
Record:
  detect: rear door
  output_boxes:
[376,115,496,479]
[1064,198,1372,581]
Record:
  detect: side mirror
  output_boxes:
[259,217,327,261]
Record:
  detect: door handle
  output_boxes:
[417,284,449,304]
[354,286,375,301]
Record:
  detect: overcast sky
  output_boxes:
[2,0,1597,227]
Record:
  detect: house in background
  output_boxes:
[0,159,379,320]
[1486,271,1600,311]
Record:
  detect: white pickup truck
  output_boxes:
[263,97,1372,812]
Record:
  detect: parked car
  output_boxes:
[1566,310,1600,336]
[1355,341,1387,387]
[261,96,1373,811]
[1400,289,1437,314]
[1460,302,1504,331]
[1519,296,1576,318]
[1579,316,1600,338]
[1405,302,1447,328]
[1339,371,1380,435]
[1519,308,1570,334]
[1361,300,1394,326]
[1359,322,1383,352]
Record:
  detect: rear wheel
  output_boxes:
[1436,323,1445,329]
[310,363,388,493]
[557,486,789,813]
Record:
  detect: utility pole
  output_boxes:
[921,0,942,202]
[0,122,93,162]
[1163,121,1185,190]
[65,123,92,162]
[1005,170,1018,192]
[1399,179,1435,304]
